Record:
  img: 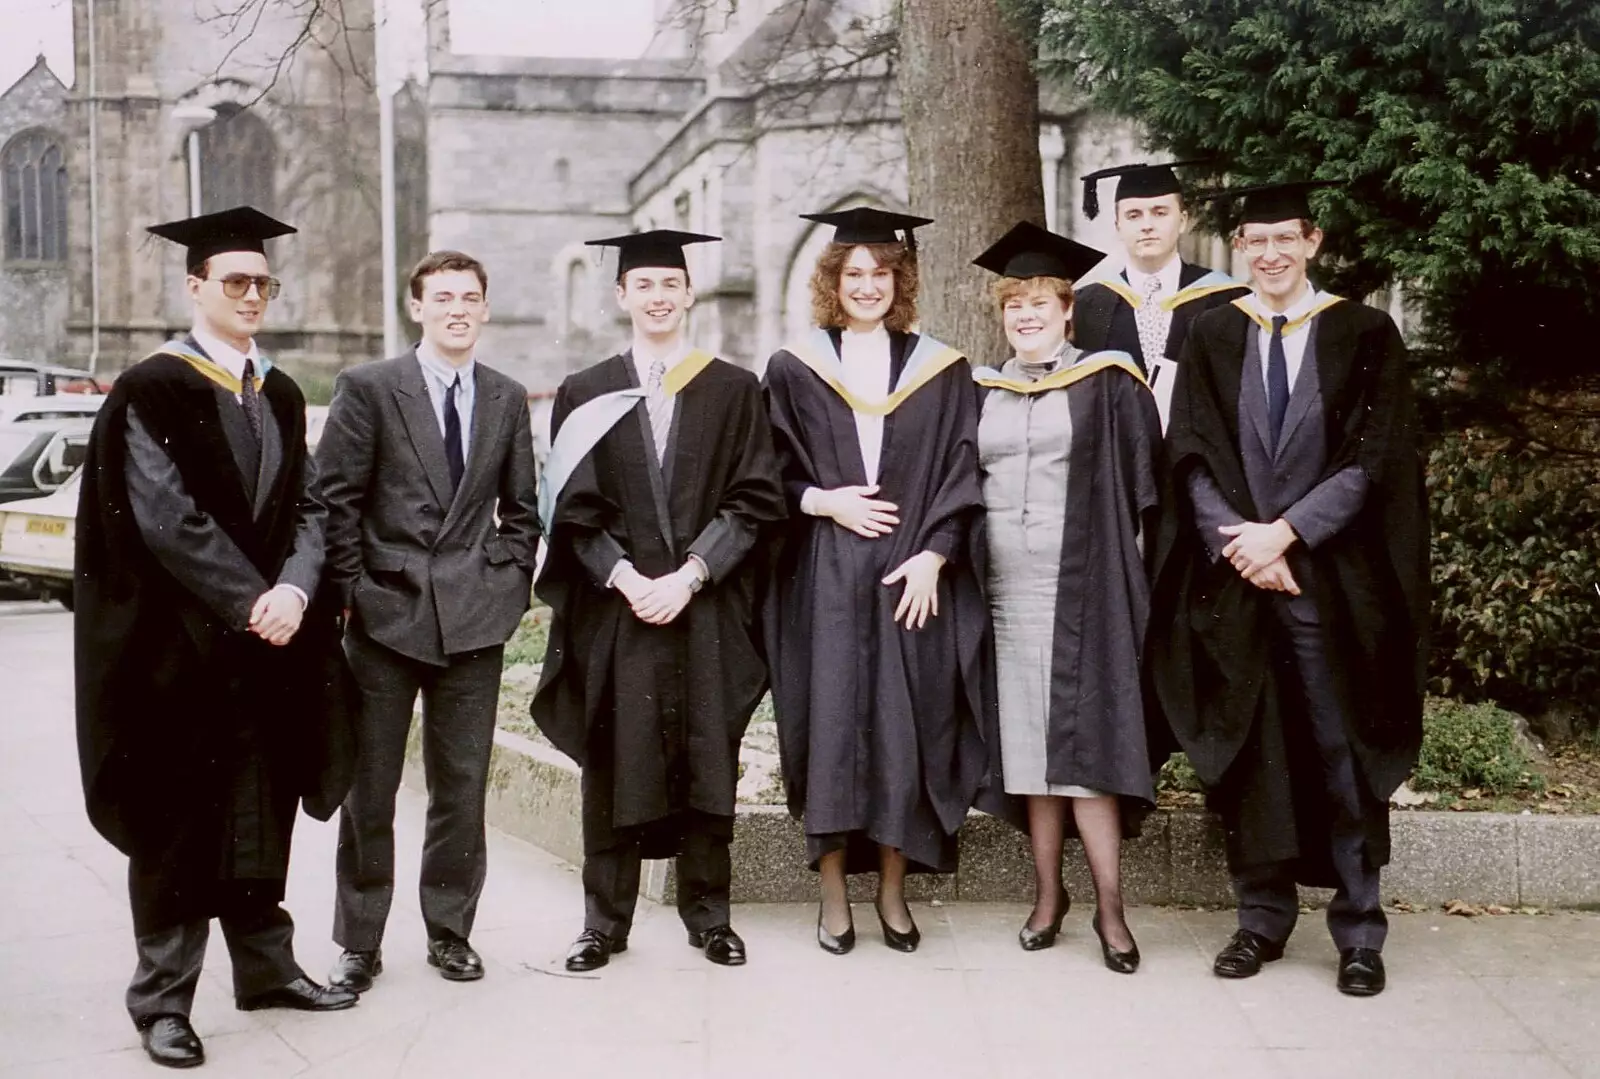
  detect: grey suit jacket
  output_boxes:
[1186,312,1369,602]
[316,350,540,665]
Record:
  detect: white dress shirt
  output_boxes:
[190,325,262,403]
[1239,284,1324,395]
[1124,254,1183,357]
[415,340,476,465]
[838,323,892,484]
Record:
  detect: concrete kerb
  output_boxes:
[400,725,1600,910]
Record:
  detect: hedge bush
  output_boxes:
[1412,697,1546,796]
[1427,430,1600,730]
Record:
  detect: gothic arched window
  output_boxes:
[197,103,276,213]
[2,129,68,262]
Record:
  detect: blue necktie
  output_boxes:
[1266,315,1289,450]
[444,374,464,492]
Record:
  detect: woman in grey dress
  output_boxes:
[970,223,1163,972]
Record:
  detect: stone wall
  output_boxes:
[0,59,72,364]
[63,0,383,378]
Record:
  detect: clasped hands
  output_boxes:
[615,564,699,625]
[811,484,944,630]
[1218,519,1301,595]
[249,585,305,646]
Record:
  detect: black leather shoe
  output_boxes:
[1092,912,1141,974]
[817,905,856,955]
[565,929,627,972]
[1018,885,1071,951]
[140,1015,204,1069]
[1337,947,1386,997]
[687,925,747,966]
[874,899,921,953]
[427,937,485,982]
[328,949,382,993]
[1213,929,1285,979]
[237,976,359,1012]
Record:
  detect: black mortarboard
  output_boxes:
[1198,179,1344,226]
[799,207,934,248]
[971,221,1106,281]
[146,205,297,274]
[585,228,720,278]
[1080,159,1210,220]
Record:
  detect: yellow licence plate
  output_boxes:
[24,518,67,536]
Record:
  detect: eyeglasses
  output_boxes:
[1239,233,1307,256]
[205,273,282,300]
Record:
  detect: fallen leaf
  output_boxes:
[1444,899,1483,917]
[1486,905,1514,916]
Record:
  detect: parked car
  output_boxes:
[0,471,76,608]
[0,419,93,505]
[0,395,104,426]
[0,359,106,397]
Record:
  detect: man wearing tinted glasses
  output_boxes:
[76,205,359,1069]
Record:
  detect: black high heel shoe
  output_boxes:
[817,904,856,955]
[1092,912,1141,974]
[1018,885,1072,951]
[874,898,921,953]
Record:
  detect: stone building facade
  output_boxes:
[0,57,72,365]
[0,1,387,382]
[422,0,1166,396]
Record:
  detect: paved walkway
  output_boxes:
[1,602,1595,1078]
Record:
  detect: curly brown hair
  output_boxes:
[808,242,920,333]
[991,275,1075,339]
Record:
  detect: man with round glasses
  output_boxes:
[76,205,359,1069]
[1150,181,1428,998]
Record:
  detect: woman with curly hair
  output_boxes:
[762,207,988,955]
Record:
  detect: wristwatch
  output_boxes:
[678,563,705,593]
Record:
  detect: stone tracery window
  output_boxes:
[197,103,276,213]
[2,129,68,263]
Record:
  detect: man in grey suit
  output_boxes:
[1151,182,1428,998]
[316,250,540,990]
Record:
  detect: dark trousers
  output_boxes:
[334,628,503,951]
[1233,597,1387,953]
[126,901,301,1026]
[583,814,733,940]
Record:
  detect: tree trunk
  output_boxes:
[898,0,1044,363]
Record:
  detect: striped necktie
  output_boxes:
[240,357,263,448]
[646,359,670,462]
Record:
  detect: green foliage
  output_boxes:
[502,606,550,669]
[1156,752,1204,793]
[1428,431,1600,722]
[1413,696,1546,795]
[1031,0,1600,384]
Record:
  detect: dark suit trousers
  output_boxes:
[334,627,503,950]
[126,898,301,1026]
[583,812,733,940]
[1233,596,1388,953]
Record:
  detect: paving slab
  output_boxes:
[0,605,1589,1079]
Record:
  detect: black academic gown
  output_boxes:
[1074,262,1250,373]
[973,362,1165,834]
[75,350,354,934]
[532,354,786,858]
[762,331,989,873]
[1148,300,1429,879]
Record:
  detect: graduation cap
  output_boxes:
[146,205,297,274]
[799,207,934,248]
[971,221,1106,282]
[1198,179,1345,226]
[1080,159,1211,220]
[585,228,720,279]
